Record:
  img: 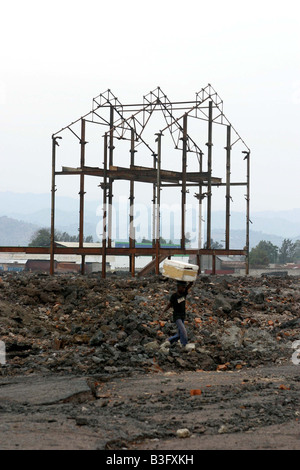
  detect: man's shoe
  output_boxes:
[183,343,196,352]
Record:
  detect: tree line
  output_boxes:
[28,229,300,269]
[249,239,300,267]
[29,228,93,247]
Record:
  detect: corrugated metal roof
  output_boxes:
[54,241,102,248]
[0,259,27,264]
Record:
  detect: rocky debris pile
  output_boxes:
[0,272,299,376]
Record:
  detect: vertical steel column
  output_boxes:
[225,125,231,250]
[181,114,188,250]
[50,135,60,275]
[108,105,114,249]
[152,153,157,257]
[155,133,162,275]
[206,101,213,250]
[197,150,203,272]
[102,133,108,279]
[129,128,136,277]
[79,118,86,275]
[245,151,250,275]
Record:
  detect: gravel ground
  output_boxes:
[0,272,299,450]
[0,365,299,450]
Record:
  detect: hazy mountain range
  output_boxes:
[0,191,299,248]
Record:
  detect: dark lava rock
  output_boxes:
[89,331,104,346]
[213,295,232,314]
[249,289,265,304]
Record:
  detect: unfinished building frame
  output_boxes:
[48,84,250,278]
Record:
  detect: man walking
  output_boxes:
[162,280,193,348]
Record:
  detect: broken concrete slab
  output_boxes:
[0,375,91,405]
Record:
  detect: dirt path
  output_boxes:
[0,364,299,450]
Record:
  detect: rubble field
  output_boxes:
[0,272,299,450]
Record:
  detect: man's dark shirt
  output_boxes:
[170,288,188,322]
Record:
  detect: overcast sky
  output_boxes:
[0,0,299,215]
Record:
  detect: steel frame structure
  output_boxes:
[0,85,251,277]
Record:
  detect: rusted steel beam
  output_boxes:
[206,100,213,249]
[225,125,231,250]
[129,128,136,277]
[50,136,60,275]
[137,255,167,277]
[57,165,221,184]
[79,118,86,275]
[185,172,219,183]
[245,150,251,275]
[162,181,244,188]
[0,246,246,257]
[102,133,108,279]
[181,114,187,250]
[130,165,179,178]
[108,105,114,249]
[197,150,204,269]
[155,132,162,275]
[152,153,157,252]
[0,247,52,254]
